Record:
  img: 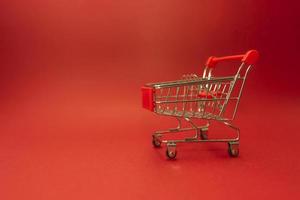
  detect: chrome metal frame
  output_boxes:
[147,62,253,158]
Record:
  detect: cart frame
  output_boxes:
[142,50,259,159]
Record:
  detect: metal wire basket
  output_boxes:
[142,50,259,159]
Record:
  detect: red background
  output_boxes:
[0,0,299,199]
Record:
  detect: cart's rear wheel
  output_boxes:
[200,130,208,140]
[152,137,161,148]
[228,142,239,157]
[200,127,209,140]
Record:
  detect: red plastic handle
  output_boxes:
[141,86,155,111]
[206,50,259,68]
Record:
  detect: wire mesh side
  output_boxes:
[154,78,234,119]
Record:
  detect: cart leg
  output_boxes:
[221,121,240,157]
[153,117,209,145]
[183,117,198,141]
[222,121,240,142]
[184,118,210,141]
[152,117,199,145]
[152,117,181,147]
[152,117,181,138]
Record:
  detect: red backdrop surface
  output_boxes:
[0,0,299,199]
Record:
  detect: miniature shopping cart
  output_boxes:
[141,50,259,159]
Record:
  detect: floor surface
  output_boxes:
[0,81,299,200]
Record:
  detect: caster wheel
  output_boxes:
[200,127,208,140]
[228,142,239,157]
[200,130,208,140]
[166,143,177,159]
[152,137,161,148]
[166,148,177,159]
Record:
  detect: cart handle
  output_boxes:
[206,50,259,68]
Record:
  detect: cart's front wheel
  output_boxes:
[228,142,239,157]
[166,149,177,159]
[166,143,177,159]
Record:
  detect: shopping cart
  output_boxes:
[141,50,259,159]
